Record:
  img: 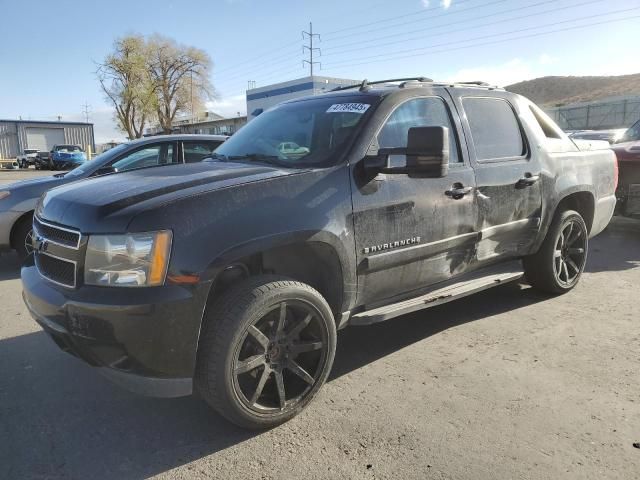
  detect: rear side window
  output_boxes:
[462,97,525,160]
[183,141,223,163]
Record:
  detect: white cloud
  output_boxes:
[206,94,247,118]
[441,0,452,8]
[445,58,534,87]
[421,0,430,7]
[538,54,557,66]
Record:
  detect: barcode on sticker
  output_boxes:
[326,103,371,114]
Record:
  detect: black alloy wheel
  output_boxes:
[524,209,589,294]
[232,300,329,413]
[196,276,337,429]
[552,218,587,288]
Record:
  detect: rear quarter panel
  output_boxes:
[517,97,616,246]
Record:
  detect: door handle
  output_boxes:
[517,173,540,187]
[445,184,473,200]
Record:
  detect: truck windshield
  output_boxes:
[213,95,379,167]
[620,120,640,143]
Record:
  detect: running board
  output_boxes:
[349,270,524,326]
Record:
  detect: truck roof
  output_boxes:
[280,77,509,106]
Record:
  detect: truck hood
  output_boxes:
[37,161,293,232]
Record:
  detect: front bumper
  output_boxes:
[21,259,212,397]
[52,160,84,170]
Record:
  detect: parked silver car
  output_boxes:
[0,134,227,258]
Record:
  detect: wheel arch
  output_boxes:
[201,230,355,321]
[531,187,596,254]
[9,210,34,250]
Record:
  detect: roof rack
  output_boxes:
[331,77,433,92]
[456,81,492,86]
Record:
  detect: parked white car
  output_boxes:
[17,149,39,168]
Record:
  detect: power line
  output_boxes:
[323,0,580,53]
[321,13,640,72]
[302,22,321,76]
[323,6,640,68]
[322,0,478,36]
[81,102,91,124]
[214,39,300,75]
[323,0,509,43]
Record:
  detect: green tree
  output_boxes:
[97,35,156,139]
[147,34,214,134]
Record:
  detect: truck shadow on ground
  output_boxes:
[1,283,550,480]
[1,219,638,479]
[0,252,22,280]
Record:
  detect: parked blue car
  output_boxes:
[50,144,87,170]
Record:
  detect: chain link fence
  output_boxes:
[545,97,640,131]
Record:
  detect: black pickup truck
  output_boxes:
[21,78,616,429]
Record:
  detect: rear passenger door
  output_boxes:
[451,91,542,262]
[181,140,224,163]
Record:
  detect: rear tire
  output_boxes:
[195,275,336,429]
[523,209,588,294]
[12,214,34,261]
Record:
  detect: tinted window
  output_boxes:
[110,143,175,172]
[215,96,378,167]
[621,120,640,143]
[463,97,525,160]
[183,141,223,163]
[378,97,460,163]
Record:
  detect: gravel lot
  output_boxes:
[0,169,638,479]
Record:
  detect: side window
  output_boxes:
[110,143,175,172]
[378,97,461,163]
[462,97,526,161]
[183,141,223,163]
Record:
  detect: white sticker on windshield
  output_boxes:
[326,103,370,114]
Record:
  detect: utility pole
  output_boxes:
[81,102,91,124]
[247,80,256,90]
[302,22,321,77]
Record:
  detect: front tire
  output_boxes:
[524,209,588,294]
[12,214,34,261]
[195,275,337,429]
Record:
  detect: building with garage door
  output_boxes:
[0,119,94,159]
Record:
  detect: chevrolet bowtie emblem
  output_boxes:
[34,235,48,253]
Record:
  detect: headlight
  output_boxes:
[84,230,172,287]
[0,191,10,200]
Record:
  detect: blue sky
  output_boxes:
[1,0,638,142]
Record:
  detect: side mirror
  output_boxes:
[363,126,449,178]
[405,126,449,177]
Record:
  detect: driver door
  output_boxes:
[351,96,479,307]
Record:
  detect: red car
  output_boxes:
[612,119,640,218]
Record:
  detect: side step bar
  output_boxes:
[349,270,524,326]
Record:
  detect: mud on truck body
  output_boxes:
[22,78,616,428]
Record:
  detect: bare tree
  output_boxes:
[97,35,156,139]
[147,35,214,134]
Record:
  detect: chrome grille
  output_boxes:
[35,252,76,288]
[33,217,81,288]
[33,217,81,249]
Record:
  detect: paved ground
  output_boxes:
[0,168,52,186]
[0,215,639,480]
